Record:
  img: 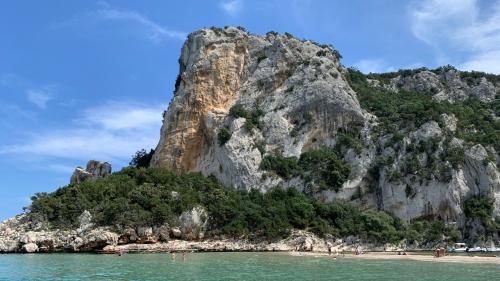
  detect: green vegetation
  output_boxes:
[405,219,462,245]
[129,149,155,168]
[260,154,300,180]
[334,132,363,154]
[218,128,232,146]
[229,104,264,131]
[464,196,500,241]
[260,146,350,192]
[28,166,457,243]
[441,146,465,169]
[300,147,351,192]
[346,68,500,152]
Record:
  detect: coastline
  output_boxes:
[289,251,500,265]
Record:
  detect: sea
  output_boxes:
[0,252,499,280]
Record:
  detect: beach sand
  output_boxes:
[289,251,500,264]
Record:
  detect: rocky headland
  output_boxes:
[1,26,499,253]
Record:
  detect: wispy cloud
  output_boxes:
[353,59,395,74]
[409,0,500,73]
[45,164,76,174]
[219,0,243,16]
[26,89,53,109]
[0,101,165,167]
[53,2,186,43]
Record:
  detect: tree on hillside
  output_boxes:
[130,149,155,168]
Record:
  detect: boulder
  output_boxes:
[440,113,458,132]
[77,210,94,234]
[136,226,158,243]
[70,167,93,184]
[86,160,112,179]
[70,160,112,184]
[154,224,170,241]
[179,206,208,240]
[79,228,118,251]
[170,227,182,239]
[19,232,36,244]
[119,228,138,244]
[22,243,39,253]
[0,239,19,252]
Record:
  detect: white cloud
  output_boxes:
[27,89,53,109]
[45,164,76,174]
[410,0,500,73]
[353,59,395,74]
[82,102,162,130]
[0,101,165,167]
[53,2,186,42]
[220,0,243,16]
[459,49,500,73]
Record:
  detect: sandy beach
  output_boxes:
[289,251,500,265]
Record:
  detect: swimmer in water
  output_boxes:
[171,252,176,261]
[182,252,186,261]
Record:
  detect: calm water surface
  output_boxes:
[0,252,499,281]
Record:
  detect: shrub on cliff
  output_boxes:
[218,127,232,146]
[260,146,350,192]
[229,104,263,132]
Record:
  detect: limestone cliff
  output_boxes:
[151,27,500,235]
[151,27,366,189]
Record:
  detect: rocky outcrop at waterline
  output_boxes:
[0,208,208,253]
[0,211,408,254]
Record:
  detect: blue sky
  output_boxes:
[1,0,499,220]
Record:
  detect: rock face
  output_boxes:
[151,27,499,232]
[151,27,366,189]
[70,160,111,184]
[0,213,119,253]
[385,69,498,103]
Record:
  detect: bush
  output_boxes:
[442,146,464,169]
[464,196,495,220]
[260,147,350,192]
[130,149,155,168]
[28,166,458,243]
[229,104,263,132]
[218,128,232,146]
[260,154,300,180]
[299,146,350,192]
[335,132,363,154]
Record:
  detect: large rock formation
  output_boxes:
[151,27,499,229]
[151,27,366,190]
[370,68,499,103]
[70,160,112,184]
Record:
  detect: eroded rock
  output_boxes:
[179,206,208,240]
[70,160,112,184]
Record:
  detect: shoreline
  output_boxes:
[289,251,500,265]
[5,248,498,266]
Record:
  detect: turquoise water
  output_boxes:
[1,252,499,280]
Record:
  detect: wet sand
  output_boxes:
[289,251,500,264]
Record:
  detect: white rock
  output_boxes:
[179,206,208,240]
[22,243,39,253]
